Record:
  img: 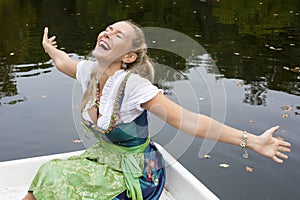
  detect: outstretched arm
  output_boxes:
[42,27,78,78]
[142,93,291,163]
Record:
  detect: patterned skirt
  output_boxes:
[29,141,165,200]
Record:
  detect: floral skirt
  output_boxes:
[29,141,165,200]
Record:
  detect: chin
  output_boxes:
[92,49,105,59]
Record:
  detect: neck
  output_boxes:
[98,61,122,77]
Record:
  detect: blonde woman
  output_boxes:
[24,21,291,200]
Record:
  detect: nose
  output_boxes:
[104,32,109,38]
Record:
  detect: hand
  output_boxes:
[42,27,58,53]
[253,126,291,163]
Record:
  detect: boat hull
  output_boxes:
[0,143,219,200]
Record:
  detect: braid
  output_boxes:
[81,63,101,110]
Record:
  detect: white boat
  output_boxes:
[0,143,219,200]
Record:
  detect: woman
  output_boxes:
[24,20,291,200]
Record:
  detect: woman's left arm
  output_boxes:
[142,93,291,163]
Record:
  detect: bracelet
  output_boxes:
[240,131,249,158]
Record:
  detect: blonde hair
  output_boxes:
[81,20,154,110]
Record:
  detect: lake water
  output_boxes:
[0,0,299,199]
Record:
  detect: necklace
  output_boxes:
[95,79,100,108]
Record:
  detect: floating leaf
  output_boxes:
[290,67,300,73]
[219,163,230,168]
[269,46,282,51]
[281,114,289,118]
[246,166,253,173]
[72,139,83,143]
[283,66,290,71]
[242,56,251,59]
[203,154,211,159]
[281,105,293,112]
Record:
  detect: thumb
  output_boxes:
[43,27,49,40]
[269,125,280,135]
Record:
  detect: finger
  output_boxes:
[270,125,280,134]
[280,140,291,147]
[278,146,291,153]
[43,27,49,40]
[276,151,288,160]
[49,36,56,42]
[272,155,283,164]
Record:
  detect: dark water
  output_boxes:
[0,0,299,199]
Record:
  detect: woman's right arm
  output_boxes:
[42,27,79,78]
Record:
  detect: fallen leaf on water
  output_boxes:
[269,46,282,51]
[242,56,252,59]
[281,114,289,118]
[246,166,253,173]
[219,163,230,168]
[282,66,300,73]
[72,139,83,143]
[281,105,293,112]
[203,154,211,159]
[290,67,300,73]
[283,66,290,71]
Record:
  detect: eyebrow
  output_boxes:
[108,26,126,37]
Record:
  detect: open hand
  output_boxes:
[253,126,291,163]
[42,27,58,53]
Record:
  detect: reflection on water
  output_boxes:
[0,0,300,199]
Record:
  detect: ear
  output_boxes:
[122,52,138,64]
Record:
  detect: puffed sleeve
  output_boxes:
[76,60,96,92]
[120,73,163,123]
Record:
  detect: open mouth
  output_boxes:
[99,40,111,51]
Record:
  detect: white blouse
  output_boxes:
[76,60,163,129]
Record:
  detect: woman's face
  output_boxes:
[92,21,136,63]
